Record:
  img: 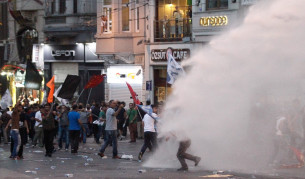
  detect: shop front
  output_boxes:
[145,44,192,104]
[106,65,143,104]
[43,43,104,104]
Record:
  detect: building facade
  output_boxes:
[42,0,103,104]
[96,0,147,104]
[96,0,255,105]
[1,0,45,104]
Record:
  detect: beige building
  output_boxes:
[96,0,147,104]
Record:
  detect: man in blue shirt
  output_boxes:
[68,104,83,154]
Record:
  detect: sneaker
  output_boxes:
[195,157,201,166]
[98,153,104,158]
[32,144,36,148]
[112,155,121,159]
[65,148,69,151]
[138,152,143,161]
[58,148,62,151]
[177,167,188,171]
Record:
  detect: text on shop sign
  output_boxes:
[151,49,190,62]
[200,16,228,27]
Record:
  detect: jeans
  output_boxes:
[10,130,19,158]
[99,130,118,157]
[140,132,156,154]
[69,130,80,153]
[33,126,44,147]
[93,124,101,143]
[58,125,69,149]
[80,124,89,143]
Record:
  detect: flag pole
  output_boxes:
[86,88,92,105]
[76,88,85,104]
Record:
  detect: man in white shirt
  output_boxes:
[32,105,44,147]
[138,104,158,161]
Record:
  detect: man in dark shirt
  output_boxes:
[116,101,126,140]
[42,103,55,157]
[92,103,101,143]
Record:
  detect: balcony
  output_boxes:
[154,19,192,42]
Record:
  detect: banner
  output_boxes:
[53,85,69,105]
[167,53,185,84]
[0,89,12,109]
[25,60,42,90]
[126,82,140,105]
[84,74,105,89]
[46,76,55,103]
[57,75,81,99]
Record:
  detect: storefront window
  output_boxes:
[153,68,172,104]
[122,0,130,31]
[206,0,228,10]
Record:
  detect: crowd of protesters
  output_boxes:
[0,96,204,171]
[0,98,156,159]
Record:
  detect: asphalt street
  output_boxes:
[0,137,304,178]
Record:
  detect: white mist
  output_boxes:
[144,0,305,172]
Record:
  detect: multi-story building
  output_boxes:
[96,0,147,104]
[96,0,255,105]
[1,0,45,103]
[42,0,103,104]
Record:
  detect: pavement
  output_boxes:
[0,136,304,179]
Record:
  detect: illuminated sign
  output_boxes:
[107,66,143,84]
[200,16,228,27]
[151,48,190,62]
[51,50,76,57]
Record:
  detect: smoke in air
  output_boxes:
[144,0,305,172]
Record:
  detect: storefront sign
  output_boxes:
[44,45,83,61]
[200,16,228,27]
[32,44,44,69]
[43,43,99,62]
[51,50,75,57]
[107,66,143,84]
[151,48,190,62]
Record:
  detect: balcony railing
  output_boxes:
[154,18,192,42]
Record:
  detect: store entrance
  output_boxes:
[153,67,172,104]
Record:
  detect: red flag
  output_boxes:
[126,82,140,105]
[84,75,105,89]
[46,76,55,103]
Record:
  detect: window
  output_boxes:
[51,0,55,14]
[102,7,112,32]
[206,0,228,10]
[73,0,77,13]
[135,2,140,31]
[59,0,66,14]
[122,0,130,31]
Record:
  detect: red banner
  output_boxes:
[126,82,140,105]
[84,74,106,89]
